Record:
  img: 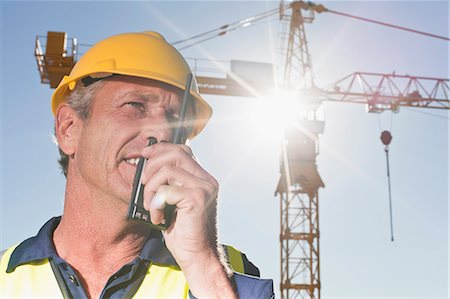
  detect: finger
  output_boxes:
[141,152,215,190]
[148,185,183,225]
[148,186,167,225]
[151,186,171,210]
[142,166,217,226]
[141,142,193,162]
[142,189,156,212]
[144,165,215,200]
[140,144,206,182]
[142,165,186,207]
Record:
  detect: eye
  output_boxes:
[125,101,145,112]
[166,112,183,125]
[171,112,180,121]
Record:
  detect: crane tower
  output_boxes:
[276,1,326,298]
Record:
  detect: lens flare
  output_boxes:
[248,89,313,140]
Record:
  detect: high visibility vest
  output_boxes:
[0,244,255,298]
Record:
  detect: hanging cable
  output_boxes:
[390,110,394,132]
[172,5,284,46]
[403,107,450,120]
[376,114,382,132]
[380,130,394,242]
[173,25,230,46]
[326,9,450,41]
[173,5,287,50]
[178,34,223,51]
[178,17,279,50]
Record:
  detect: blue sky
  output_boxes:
[1,1,448,298]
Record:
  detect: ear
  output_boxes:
[55,104,81,156]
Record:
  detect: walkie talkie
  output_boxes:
[127,74,193,230]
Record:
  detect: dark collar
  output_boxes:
[7,216,177,273]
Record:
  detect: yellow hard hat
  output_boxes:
[51,31,212,139]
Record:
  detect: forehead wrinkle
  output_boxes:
[104,80,182,111]
[114,89,177,107]
[124,90,164,103]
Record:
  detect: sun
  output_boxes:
[247,88,318,141]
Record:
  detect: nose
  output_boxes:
[140,107,173,143]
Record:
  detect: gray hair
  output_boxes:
[57,80,105,176]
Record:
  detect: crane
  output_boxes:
[33,2,449,299]
[275,2,448,298]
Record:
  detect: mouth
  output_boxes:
[125,157,140,166]
[119,156,141,185]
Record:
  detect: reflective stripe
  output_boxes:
[0,245,63,298]
[226,245,245,274]
[133,263,189,298]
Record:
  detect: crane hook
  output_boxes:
[380,130,392,148]
[380,130,394,242]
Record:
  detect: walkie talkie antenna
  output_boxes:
[172,73,193,144]
[127,74,194,230]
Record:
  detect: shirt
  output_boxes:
[6,217,274,298]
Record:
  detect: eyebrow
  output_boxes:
[126,91,164,102]
[115,90,178,106]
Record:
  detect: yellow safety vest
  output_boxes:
[0,244,254,298]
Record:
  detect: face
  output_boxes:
[70,76,183,204]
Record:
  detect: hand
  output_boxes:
[141,143,237,298]
[140,143,237,298]
[140,142,219,268]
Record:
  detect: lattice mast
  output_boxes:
[277,1,326,298]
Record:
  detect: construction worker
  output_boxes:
[0,32,274,298]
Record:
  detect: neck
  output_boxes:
[54,177,150,257]
[53,176,151,298]
[54,210,150,261]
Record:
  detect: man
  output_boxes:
[0,32,274,298]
